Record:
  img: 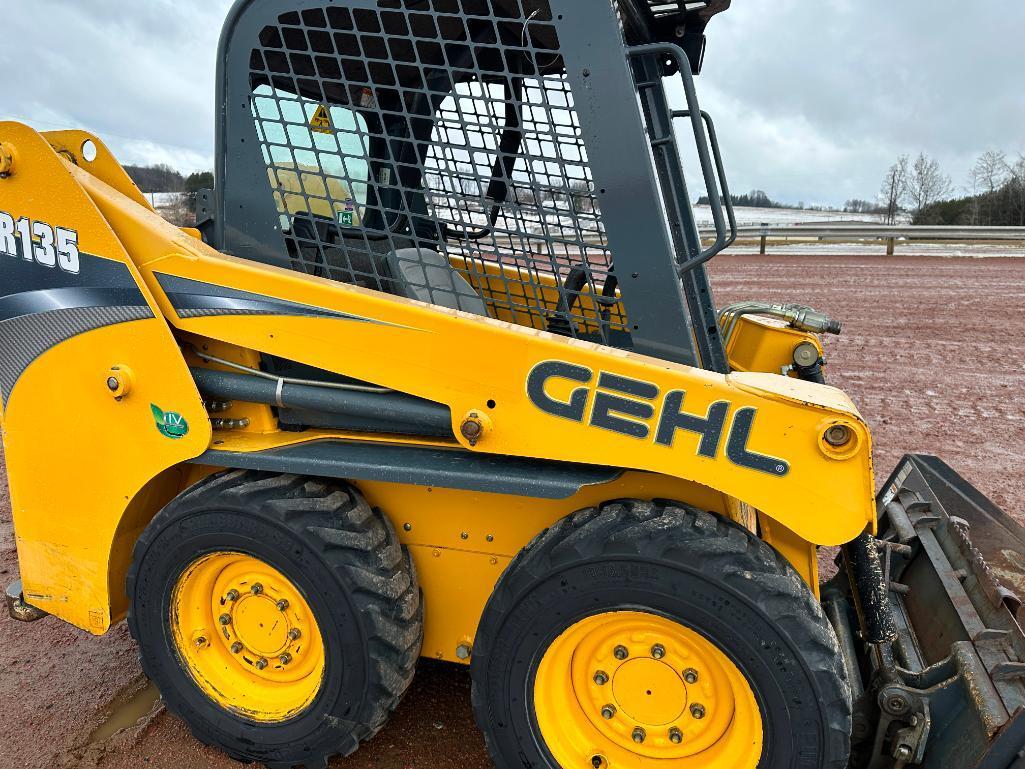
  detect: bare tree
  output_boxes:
[969,151,1010,225]
[1011,154,1025,227]
[879,155,909,225]
[904,153,953,218]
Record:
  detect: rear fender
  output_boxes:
[0,122,210,633]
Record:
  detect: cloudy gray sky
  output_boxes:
[2,0,1022,207]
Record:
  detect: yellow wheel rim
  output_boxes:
[170,552,326,722]
[533,611,763,768]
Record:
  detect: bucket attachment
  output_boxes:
[826,454,1025,769]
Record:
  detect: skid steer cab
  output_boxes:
[2,1,1024,768]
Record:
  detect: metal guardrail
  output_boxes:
[715,223,1025,240]
[697,222,1025,255]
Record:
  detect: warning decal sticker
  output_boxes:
[310,105,333,134]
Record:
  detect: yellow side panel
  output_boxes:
[355,472,730,664]
[38,127,873,566]
[0,122,211,633]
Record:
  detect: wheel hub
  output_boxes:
[232,594,290,657]
[533,611,763,767]
[611,657,687,726]
[171,552,325,722]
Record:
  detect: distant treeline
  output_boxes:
[123,164,214,216]
[124,163,214,196]
[697,189,785,209]
[697,189,884,214]
[915,171,1025,226]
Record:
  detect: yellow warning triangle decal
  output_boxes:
[310,105,333,134]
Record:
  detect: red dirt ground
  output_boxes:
[1,254,1022,769]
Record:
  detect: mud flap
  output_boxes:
[826,454,1025,769]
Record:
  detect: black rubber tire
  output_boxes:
[470,499,852,769]
[127,470,422,769]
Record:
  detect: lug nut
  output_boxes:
[255,658,268,671]
[250,583,263,595]
[691,703,706,720]
[824,424,852,448]
[651,644,666,660]
[194,636,207,648]
[276,599,289,612]
[614,645,629,660]
[288,628,302,641]
[279,653,292,665]
[219,613,232,626]
[632,727,646,744]
[601,704,617,720]
[231,642,243,654]
[225,589,240,602]
[683,668,699,684]
[593,670,609,686]
[669,727,683,744]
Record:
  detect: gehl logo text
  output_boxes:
[527,361,789,477]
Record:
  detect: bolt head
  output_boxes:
[225,589,240,602]
[230,642,243,654]
[601,704,616,720]
[632,727,646,744]
[691,703,706,720]
[824,424,853,448]
[593,670,609,686]
[403,523,412,532]
[219,613,232,626]
[250,583,263,595]
[884,694,910,714]
[651,643,666,660]
[460,532,469,541]
[255,658,268,671]
[288,628,302,641]
[614,645,629,661]
[279,653,292,665]
[669,727,683,744]
[194,637,207,648]
[455,644,472,660]
[460,419,483,441]
[683,668,699,684]
[106,376,120,392]
[276,599,289,612]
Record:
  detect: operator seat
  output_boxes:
[286,215,489,317]
[386,248,489,317]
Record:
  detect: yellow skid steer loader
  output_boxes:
[1,1,1023,768]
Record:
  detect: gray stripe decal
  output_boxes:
[0,306,154,408]
[155,273,379,323]
[1,251,141,299]
[0,287,149,323]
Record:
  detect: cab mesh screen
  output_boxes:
[249,0,628,343]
